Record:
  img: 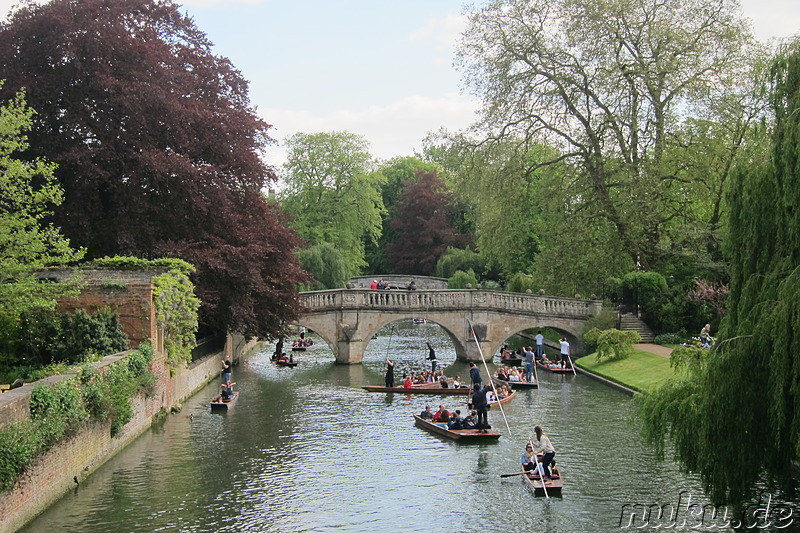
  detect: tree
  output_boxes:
[637,39,800,505]
[280,131,385,279]
[456,0,763,272]
[0,88,85,317]
[364,156,440,274]
[0,0,309,338]
[386,169,469,275]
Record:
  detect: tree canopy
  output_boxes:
[637,38,800,505]
[386,169,469,275]
[0,88,85,317]
[279,131,385,280]
[455,0,764,282]
[0,0,309,338]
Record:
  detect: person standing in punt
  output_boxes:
[535,332,545,359]
[471,383,491,432]
[221,355,232,383]
[426,341,437,373]
[531,425,556,480]
[469,362,482,388]
[523,346,535,382]
[385,357,395,388]
[559,338,571,368]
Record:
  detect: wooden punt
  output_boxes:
[536,361,574,374]
[498,355,524,367]
[488,390,516,407]
[362,382,471,395]
[522,465,563,495]
[493,376,539,389]
[210,391,239,410]
[291,346,307,352]
[413,414,501,441]
[273,360,298,368]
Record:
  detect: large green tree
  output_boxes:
[0,0,309,338]
[0,88,85,317]
[456,0,763,274]
[280,131,385,281]
[638,39,800,505]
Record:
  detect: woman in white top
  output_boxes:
[530,425,556,479]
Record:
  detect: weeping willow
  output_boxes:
[637,39,800,505]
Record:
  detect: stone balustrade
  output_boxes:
[301,289,601,317]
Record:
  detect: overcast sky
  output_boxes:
[2,0,799,166]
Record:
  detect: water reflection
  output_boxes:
[20,320,746,533]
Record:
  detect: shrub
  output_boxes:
[506,272,536,294]
[584,328,641,362]
[654,332,686,346]
[434,247,485,279]
[448,269,479,289]
[581,308,619,352]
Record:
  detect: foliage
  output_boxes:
[637,39,800,505]
[280,131,385,279]
[0,343,156,492]
[387,170,469,275]
[433,247,484,279]
[455,0,765,280]
[687,278,730,318]
[153,269,199,369]
[295,242,350,290]
[580,308,620,352]
[448,269,478,289]
[653,333,686,346]
[584,328,641,362]
[0,0,308,339]
[0,87,86,318]
[90,256,195,277]
[365,157,441,274]
[15,307,128,367]
[505,272,536,294]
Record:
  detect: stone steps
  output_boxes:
[619,314,655,343]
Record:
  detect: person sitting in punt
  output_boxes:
[508,368,521,382]
[278,352,290,363]
[438,409,451,424]
[402,375,413,389]
[452,376,463,389]
[440,377,450,388]
[500,345,511,361]
[521,443,539,472]
[496,367,509,381]
[486,389,497,403]
[432,405,446,422]
[448,409,463,430]
[214,380,236,402]
[462,410,478,429]
[419,406,433,420]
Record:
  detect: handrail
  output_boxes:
[300,289,600,317]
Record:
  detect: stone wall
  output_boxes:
[0,335,259,533]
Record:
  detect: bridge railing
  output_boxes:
[301,289,601,317]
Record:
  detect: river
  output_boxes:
[18,322,772,532]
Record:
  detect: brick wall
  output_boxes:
[0,335,259,533]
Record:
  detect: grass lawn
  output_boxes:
[574,348,681,393]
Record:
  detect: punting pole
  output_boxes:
[528,435,550,499]
[567,354,577,376]
[467,319,511,436]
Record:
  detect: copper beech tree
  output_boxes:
[0,0,309,338]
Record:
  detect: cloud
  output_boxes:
[179,0,264,7]
[261,92,481,166]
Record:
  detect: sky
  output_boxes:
[1,0,799,167]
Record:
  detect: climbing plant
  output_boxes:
[153,269,199,370]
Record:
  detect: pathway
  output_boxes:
[635,343,672,358]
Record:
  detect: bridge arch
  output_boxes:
[298,289,602,364]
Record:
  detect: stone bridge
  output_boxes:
[297,289,602,364]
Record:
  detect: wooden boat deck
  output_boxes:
[210,391,239,410]
[413,414,501,441]
[536,361,574,374]
[363,382,471,395]
[493,376,539,389]
[522,465,563,495]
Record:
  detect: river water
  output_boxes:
[19,322,762,533]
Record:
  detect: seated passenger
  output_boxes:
[452,376,462,389]
[439,409,451,423]
[402,375,413,389]
[432,405,446,422]
[419,406,433,420]
[462,410,478,429]
[448,409,464,430]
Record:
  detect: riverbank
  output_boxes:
[0,335,259,533]
[574,343,679,394]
